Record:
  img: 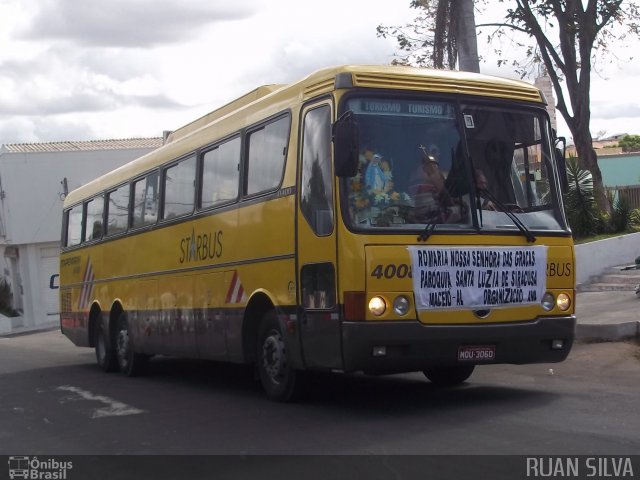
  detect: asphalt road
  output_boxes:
[1,330,639,455]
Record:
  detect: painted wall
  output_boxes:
[575,232,640,285]
[597,153,640,187]
[0,147,156,245]
[0,145,159,328]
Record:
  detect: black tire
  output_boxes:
[115,312,148,377]
[95,318,118,372]
[423,365,475,387]
[257,311,298,402]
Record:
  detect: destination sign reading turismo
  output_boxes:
[408,245,548,310]
[348,99,456,119]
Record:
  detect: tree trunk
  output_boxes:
[456,0,480,72]
[572,131,610,214]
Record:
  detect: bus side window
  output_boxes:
[132,171,159,228]
[246,115,290,195]
[84,195,104,242]
[106,184,130,236]
[163,155,196,219]
[200,136,240,209]
[65,205,83,247]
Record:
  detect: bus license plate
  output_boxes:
[458,345,495,362]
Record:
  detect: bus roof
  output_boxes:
[63,64,544,207]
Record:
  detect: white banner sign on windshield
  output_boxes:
[408,246,548,311]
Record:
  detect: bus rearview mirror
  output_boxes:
[554,136,569,193]
[333,111,359,178]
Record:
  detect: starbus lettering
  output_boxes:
[179,229,223,264]
[547,261,572,277]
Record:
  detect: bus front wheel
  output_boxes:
[257,311,297,402]
[115,312,148,377]
[423,365,475,386]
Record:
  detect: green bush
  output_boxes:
[595,210,611,234]
[610,195,632,232]
[564,156,599,238]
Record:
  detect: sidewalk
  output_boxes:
[0,318,60,338]
[575,290,640,342]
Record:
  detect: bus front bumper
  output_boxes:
[341,315,576,374]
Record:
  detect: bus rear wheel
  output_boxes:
[257,311,297,402]
[95,318,118,372]
[423,365,475,386]
[115,312,148,377]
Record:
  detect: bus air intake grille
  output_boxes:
[304,79,335,99]
[352,73,543,103]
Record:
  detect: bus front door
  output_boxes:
[297,103,341,370]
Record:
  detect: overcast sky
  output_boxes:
[0,0,638,145]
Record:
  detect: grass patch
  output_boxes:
[574,227,640,244]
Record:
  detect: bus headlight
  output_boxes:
[541,292,555,311]
[369,296,386,316]
[556,293,571,311]
[393,296,410,316]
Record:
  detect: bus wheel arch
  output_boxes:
[242,292,274,364]
[88,302,102,348]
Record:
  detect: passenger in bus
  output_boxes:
[408,144,452,222]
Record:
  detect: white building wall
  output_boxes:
[0,143,159,328]
[0,147,156,245]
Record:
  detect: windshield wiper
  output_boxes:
[477,188,536,243]
[418,222,436,242]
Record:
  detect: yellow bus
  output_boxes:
[60,65,575,401]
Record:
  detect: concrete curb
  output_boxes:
[575,321,640,342]
[0,322,60,338]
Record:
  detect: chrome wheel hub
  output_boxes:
[262,331,285,381]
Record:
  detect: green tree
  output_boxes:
[618,134,640,152]
[377,0,480,72]
[379,1,640,214]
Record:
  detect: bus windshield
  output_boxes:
[342,96,565,233]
